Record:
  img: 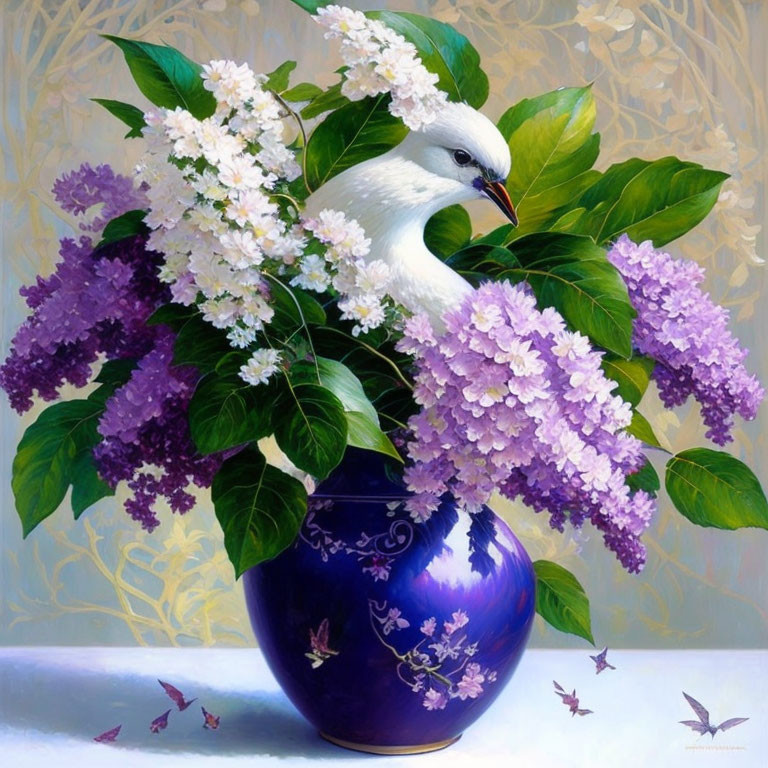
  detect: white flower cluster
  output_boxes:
[137,59,395,385]
[301,210,392,336]
[313,4,448,130]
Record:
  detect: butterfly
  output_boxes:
[158,679,197,711]
[679,692,748,738]
[553,681,593,716]
[150,709,171,733]
[305,618,339,669]
[589,647,616,675]
[201,706,220,730]
[93,724,121,743]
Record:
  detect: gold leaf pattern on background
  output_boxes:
[1,0,766,647]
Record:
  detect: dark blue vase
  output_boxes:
[244,449,536,754]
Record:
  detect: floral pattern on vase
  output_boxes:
[367,600,498,712]
[244,449,536,750]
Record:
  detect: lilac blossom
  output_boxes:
[52,163,148,232]
[397,281,655,573]
[607,235,763,444]
[1,166,222,532]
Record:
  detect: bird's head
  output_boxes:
[399,102,517,226]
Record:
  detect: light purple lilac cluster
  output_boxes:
[397,281,656,572]
[607,235,763,444]
[52,163,148,232]
[1,166,220,532]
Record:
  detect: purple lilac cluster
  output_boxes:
[607,235,764,444]
[1,166,220,532]
[52,163,148,232]
[397,281,656,572]
[94,329,221,532]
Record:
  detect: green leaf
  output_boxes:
[367,11,489,108]
[424,205,472,258]
[290,358,401,461]
[533,560,594,645]
[94,358,137,388]
[665,448,768,531]
[626,457,660,497]
[212,445,307,576]
[146,302,199,331]
[283,82,324,102]
[498,86,598,208]
[96,210,149,248]
[290,357,377,423]
[304,95,408,191]
[571,157,728,246]
[103,36,215,119]
[70,450,114,518]
[345,411,402,462]
[448,233,635,357]
[266,276,327,335]
[272,383,347,478]
[472,225,514,248]
[172,313,231,373]
[188,373,274,454]
[626,410,661,448]
[602,355,656,407]
[300,81,349,120]
[506,170,601,242]
[263,60,296,93]
[12,399,107,536]
[91,98,146,138]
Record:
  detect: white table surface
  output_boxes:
[0,647,765,767]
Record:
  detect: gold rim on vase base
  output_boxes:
[320,732,462,755]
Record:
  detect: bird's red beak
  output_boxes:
[481,179,518,227]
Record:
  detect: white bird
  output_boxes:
[304,102,516,329]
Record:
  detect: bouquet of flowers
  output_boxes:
[2,0,766,643]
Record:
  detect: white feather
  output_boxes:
[304,103,512,329]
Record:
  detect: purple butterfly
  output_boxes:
[589,647,616,675]
[202,706,220,730]
[93,724,121,743]
[305,618,339,669]
[150,709,171,733]
[553,681,593,716]
[158,679,197,711]
[679,692,748,738]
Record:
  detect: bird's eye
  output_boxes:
[452,149,473,166]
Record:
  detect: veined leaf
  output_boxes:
[172,312,231,373]
[367,11,489,107]
[266,276,327,334]
[263,60,296,93]
[188,373,275,454]
[96,210,149,248]
[666,448,768,530]
[300,81,349,120]
[212,446,307,576]
[304,95,407,191]
[290,358,401,461]
[103,36,215,119]
[570,157,728,246]
[12,395,111,535]
[448,233,635,357]
[91,98,146,138]
[533,560,594,645]
[626,457,660,497]
[272,383,347,479]
[283,82,324,102]
[626,410,662,448]
[602,355,655,407]
[498,86,598,209]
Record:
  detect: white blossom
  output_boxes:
[239,348,282,385]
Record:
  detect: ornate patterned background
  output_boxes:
[1,0,766,648]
